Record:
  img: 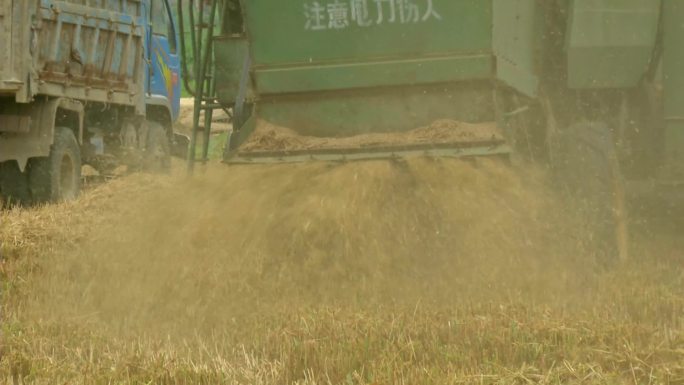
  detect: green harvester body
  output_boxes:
[184,0,683,187]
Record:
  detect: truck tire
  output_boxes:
[552,122,628,263]
[27,127,82,203]
[0,161,31,207]
[143,121,171,172]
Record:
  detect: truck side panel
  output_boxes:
[0,1,12,88]
[34,0,145,113]
[0,0,145,114]
[0,1,30,98]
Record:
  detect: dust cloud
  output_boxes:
[27,158,603,338]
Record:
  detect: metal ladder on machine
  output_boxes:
[178,0,229,173]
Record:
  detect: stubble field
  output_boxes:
[1,158,682,384]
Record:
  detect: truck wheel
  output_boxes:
[0,161,31,206]
[143,121,171,172]
[28,127,82,203]
[552,122,628,263]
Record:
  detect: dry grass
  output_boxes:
[1,158,683,384]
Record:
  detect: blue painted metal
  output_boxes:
[147,0,182,121]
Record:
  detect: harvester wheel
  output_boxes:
[27,127,82,203]
[552,122,628,263]
[0,161,31,207]
[142,121,171,172]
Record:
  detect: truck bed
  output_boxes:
[0,0,145,112]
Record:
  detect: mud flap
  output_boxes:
[0,161,30,206]
[172,132,190,159]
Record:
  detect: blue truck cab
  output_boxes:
[148,0,182,123]
[0,0,183,204]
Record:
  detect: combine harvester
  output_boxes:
[182,0,684,261]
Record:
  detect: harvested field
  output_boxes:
[176,98,232,134]
[1,158,683,384]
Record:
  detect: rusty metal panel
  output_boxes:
[0,0,26,95]
[0,0,11,87]
[0,0,145,110]
[34,0,145,110]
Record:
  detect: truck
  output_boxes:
[0,0,181,204]
[181,0,684,261]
